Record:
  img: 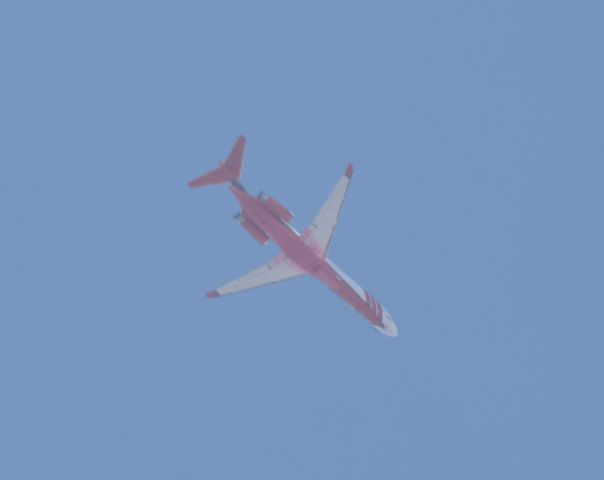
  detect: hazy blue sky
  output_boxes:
[1,1,603,479]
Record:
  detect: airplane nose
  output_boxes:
[374,309,398,337]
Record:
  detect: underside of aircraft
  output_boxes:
[189,136,397,337]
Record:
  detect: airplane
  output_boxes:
[189,135,398,337]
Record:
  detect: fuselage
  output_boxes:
[231,183,397,336]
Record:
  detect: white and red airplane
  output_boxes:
[189,136,398,337]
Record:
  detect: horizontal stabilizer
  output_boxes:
[188,166,232,188]
[189,135,246,188]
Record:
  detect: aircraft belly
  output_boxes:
[248,204,320,273]
[320,263,386,327]
[191,137,398,337]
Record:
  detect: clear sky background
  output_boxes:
[1,1,603,479]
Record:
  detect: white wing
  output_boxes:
[206,253,305,298]
[303,164,353,257]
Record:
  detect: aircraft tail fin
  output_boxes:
[188,135,246,188]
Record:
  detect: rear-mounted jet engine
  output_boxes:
[257,192,293,223]
[234,212,269,245]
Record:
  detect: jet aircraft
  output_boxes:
[189,136,398,337]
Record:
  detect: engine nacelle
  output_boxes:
[258,192,293,223]
[236,214,269,245]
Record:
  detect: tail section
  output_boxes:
[188,135,246,188]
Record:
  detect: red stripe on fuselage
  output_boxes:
[366,291,376,313]
[364,290,384,325]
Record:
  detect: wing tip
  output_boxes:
[205,290,220,299]
[345,164,354,179]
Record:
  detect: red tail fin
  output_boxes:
[224,135,245,180]
[188,135,246,188]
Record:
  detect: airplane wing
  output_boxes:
[302,164,353,257]
[205,253,306,298]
